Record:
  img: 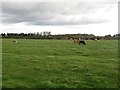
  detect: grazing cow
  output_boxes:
[74,39,79,44]
[79,40,86,45]
[74,39,86,45]
[13,39,17,43]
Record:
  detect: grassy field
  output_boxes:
[2,39,118,88]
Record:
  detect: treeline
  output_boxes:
[0,32,119,40]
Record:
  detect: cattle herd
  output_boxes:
[12,38,98,45]
[70,37,98,45]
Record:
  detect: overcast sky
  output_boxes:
[0,0,118,36]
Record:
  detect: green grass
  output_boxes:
[0,38,2,89]
[2,39,118,88]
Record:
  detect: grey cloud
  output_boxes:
[2,2,114,25]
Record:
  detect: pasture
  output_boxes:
[2,39,118,88]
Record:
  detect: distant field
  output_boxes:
[2,39,118,88]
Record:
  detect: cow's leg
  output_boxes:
[78,40,80,45]
[74,40,75,44]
